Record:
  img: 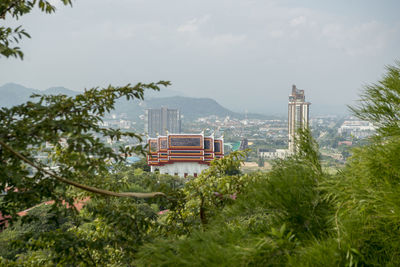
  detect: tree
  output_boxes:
[136,128,332,266]
[350,61,400,138]
[158,150,251,235]
[0,1,171,225]
[0,83,170,223]
[0,0,73,59]
[0,2,174,263]
[131,158,151,172]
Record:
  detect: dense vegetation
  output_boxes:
[2,1,400,265]
[0,62,399,266]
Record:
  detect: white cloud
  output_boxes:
[269,30,284,38]
[176,14,246,50]
[177,15,211,33]
[290,15,307,26]
[211,33,247,46]
[321,21,392,56]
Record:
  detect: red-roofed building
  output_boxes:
[0,197,90,230]
[147,133,224,177]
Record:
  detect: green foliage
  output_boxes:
[0,26,30,59]
[131,158,151,172]
[293,127,322,175]
[0,82,169,221]
[136,130,333,266]
[205,150,247,177]
[319,136,400,266]
[109,164,185,211]
[0,204,75,263]
[2,5,400,263]
[350,61,400,138]
[0,167,183,266]
[312,60,400,266]
[162,151,251,233]
[0,0,72,59]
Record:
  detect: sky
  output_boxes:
[1,0,399,115]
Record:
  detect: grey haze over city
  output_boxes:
[1,0,399,115]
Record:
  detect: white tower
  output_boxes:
[288,85,310,152]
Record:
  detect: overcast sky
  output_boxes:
[1,0,399,115]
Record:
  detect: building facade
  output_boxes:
[147,133,224,178]
[258,148,290,159]
[288,85,310,152]
[145,107,181,137]
[338,119,375,139]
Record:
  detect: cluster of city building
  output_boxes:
[145,107,181,137]
[145,84,312,176]
[338,118,375,139]
[94,84,376,171]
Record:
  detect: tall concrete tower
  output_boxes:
[288,85,310,152]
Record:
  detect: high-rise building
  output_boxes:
[145,107,181,137]
[288,85,310,152]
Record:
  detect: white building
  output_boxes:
[258,148,292,159]
[338,120,375,139]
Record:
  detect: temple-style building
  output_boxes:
[147,133,224,177]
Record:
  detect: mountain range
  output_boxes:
[0,83,270,121]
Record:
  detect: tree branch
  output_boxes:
[0,0,21,19]
[0,139,165,198]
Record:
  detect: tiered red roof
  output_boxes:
[147,134,223,166]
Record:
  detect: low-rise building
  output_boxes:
[338,120,375,139]
[258,148,291,159]
[147,133,223,178]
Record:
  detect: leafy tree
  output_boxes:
[0,165,186,265]
[156,151,250,236]
[136,129,333,266]
[0,1,174,265]
[0,0,72,59]
[0,204,71,260]
[294,127,322,175]
[291,61,400,266]
[4,0,400,265]
[350,61,400,138]
[0,83,169,224]
[131,158,151,172]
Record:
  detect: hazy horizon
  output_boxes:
[1,0,399,115]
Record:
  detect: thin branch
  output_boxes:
[0,139,165,198]
[0,0,21,19]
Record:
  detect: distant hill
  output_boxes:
[43,86,80,96]
[144,88,187,98]
[0,83,268,120]
[144,96,239,120]
[0,83,80,108]
[0,83,39,107]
